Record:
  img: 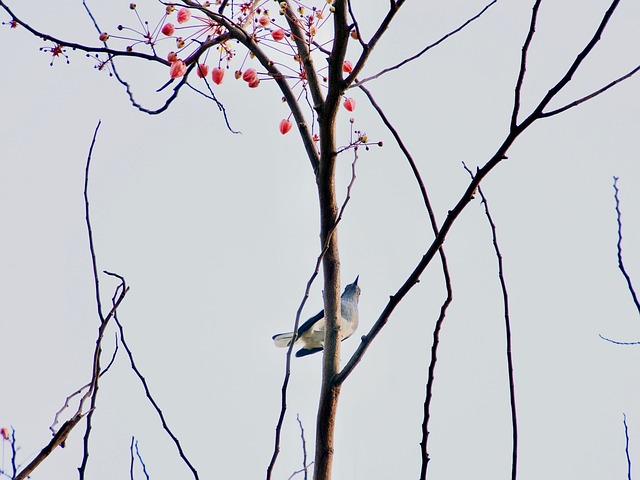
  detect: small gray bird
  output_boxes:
[272,276,361,357]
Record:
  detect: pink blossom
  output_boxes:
[170,60,187,78]
[343,97,356,112]
[0,427,8,441]
[259,15,270,27]
[342,60,353,73]
[177,8,191,24]
[248,78,260,88]
[271,28,285,41]
[161,23,175,36]
[212,67,225,85]
[242,68,258,83]
[196,64,209,78]
[279,119,292,135]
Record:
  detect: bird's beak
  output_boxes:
[354,275,359,285]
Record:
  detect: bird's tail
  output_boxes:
[272,332,295,347]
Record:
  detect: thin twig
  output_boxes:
[296,414,309,480]
[352,1,497,88]
[541,65,640,118]
[612,177,640,315]
[511,0,542,130]
[599,334,640,345]
[129,436,150,480]
[10,427,17,479]
[624,413,632,480]
[527,0,623,122]
[113,311,199,480]
[50,334,119,434]
[463,163,518,480]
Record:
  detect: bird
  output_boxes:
[272,276,361,357]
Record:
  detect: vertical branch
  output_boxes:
[78,120,106,480]
[612,177,640,315]
[623,414,632,480]
[511,0,542,130]
[129,437,136,480]
[296,414,309,480]
[10,427,17,479]
[463,163,518,480]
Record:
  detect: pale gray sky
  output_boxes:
[1,1,640,479]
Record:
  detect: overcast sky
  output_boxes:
[1,1,640,479]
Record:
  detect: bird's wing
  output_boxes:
[297,310,324,336]
[296,347,323,357]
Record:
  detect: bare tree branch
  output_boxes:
[352,1,497,88]
[0,1,163,62]
[337,0,625,385]
[540,65,640,118]
[129,437,151,480]
[113,303,200,480]
[14,121,129,480]
[599,177,640,345]
[463,163,518,480]
[10,427,18,479]
[623,413,632,480]
[296,414,309,480]
[511,0,542,130]
[50,334,119,434]
[522,0,623,125]
[611,177,640,315]
[357,84,454,477]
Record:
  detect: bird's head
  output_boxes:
[343,275,361,301]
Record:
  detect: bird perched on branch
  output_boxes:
[272,276,361,357]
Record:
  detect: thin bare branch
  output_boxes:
[84,121,105,323]
[17,121,128,480]
[50,333,119,434]
[352,1,497,88]
[525,0,622,124]
[0,1,163,63]
[296,414,309,480]
[129,437,151,480]
[113,310,199,480]
[540,65,640,118]
[10,427,17,479]
[357,85,454,477]
[624,414,632,480]
[599,334,640,345]
[79,122,130,480]
[185,80,238,134]
[463,163,518,480]
[511,0,542,130]
[78,121,105,480]
[341,0,404,87]
[611,177,640,316]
